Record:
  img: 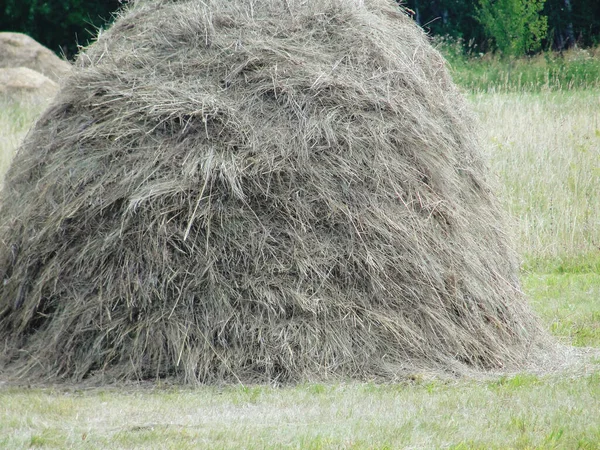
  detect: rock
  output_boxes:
[0,32,71,82]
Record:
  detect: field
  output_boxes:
[1,57,600,448]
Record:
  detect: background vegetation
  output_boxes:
[1,0,600,58]
[406,0,600,53]
[0,0,121,58]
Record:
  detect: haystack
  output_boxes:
[0,0,549,383]
[0,32,71,82]
[0,67,58,103]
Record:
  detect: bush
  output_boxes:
[477,0,548,56]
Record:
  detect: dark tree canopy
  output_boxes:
[0,1,599,60]
[403,0,599,53]
[0,0,122,58]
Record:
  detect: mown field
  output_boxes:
[1,52,599,448]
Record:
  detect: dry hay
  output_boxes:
[0,67,59,104]
[0,0,552,384]
[0,32,71,82]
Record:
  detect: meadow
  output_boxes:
[0,51,599,448]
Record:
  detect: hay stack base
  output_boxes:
[0,0,549,384]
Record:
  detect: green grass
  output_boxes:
[525,272,600,347]
[523,254,600,275]
[438,38,600,93]
[2,367,600,449]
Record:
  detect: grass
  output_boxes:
[0,98,45,186]
[2,370,600,449]
[438,38,600,92]
[1,54,600,448]
[471,90,600,265]
[525,272,600,347]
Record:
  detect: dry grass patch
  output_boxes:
[0,98,44,185]
[472,90,600,264]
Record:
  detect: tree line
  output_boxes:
[406,0,600,55]
[1,0,599,58]
[0,0,121,58]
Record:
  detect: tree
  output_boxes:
[403,0,484,43]
[0,0,122,58]
[477,0,548,56]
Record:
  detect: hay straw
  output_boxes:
[0,0,551,383]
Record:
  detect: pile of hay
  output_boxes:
[0,32,71,82]
[0,0,549,383]
[0,67,58,103]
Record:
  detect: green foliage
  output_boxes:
[0,0,599,59]
[438,41,600,92]
[476,0,548,56]
[0,0,122,58]
[0,0,599,58]
[524,272,600,347]
[403,0,600,53]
